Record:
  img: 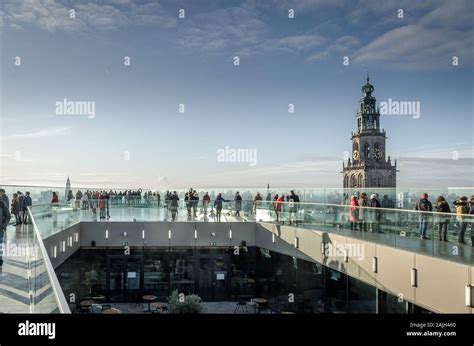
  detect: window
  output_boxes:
[351,175,357,187]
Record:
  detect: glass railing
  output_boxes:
[2,184,472,212]
[27,207,71,313]
[27,199,257,239]
[256,201,474,265]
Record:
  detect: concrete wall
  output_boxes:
[43,223,81,268]
[77,221,257,248]
[257,223,473,314]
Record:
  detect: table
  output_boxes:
[142,295,157,312]
[102,308,121,314]
[150,302,166,313]
[253,298,268,314]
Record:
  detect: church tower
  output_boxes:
[342,76,397,188]
[65,176,71,200]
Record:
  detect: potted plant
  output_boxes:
[167,290,203,314]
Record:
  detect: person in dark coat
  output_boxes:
[415,193,433,239]
[214,193,226,222]
[11,193,20,226]
[234,192,242,217]
[435,196,451,242]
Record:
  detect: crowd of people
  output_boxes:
[413,193,474,245]
[0,187,473,246]
[0,189,32,228]
[347,192,474,245]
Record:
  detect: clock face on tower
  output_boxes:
[353,150,359,160]
[374,147,383,161]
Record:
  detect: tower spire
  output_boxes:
[367,72,369,83]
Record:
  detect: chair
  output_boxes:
[234,300,248,313]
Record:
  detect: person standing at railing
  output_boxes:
[67,190,74,204]
[92,191,99,214]
[11,193,20,226]
[75,190,83,209]
[17,191,25,225]
[415,193,433,240]
[169,191,179,221]
[435,196,451,242]
[23,192,32,225]
[274,195,285,224]
[203,192,211,215]
[82,190,89,209]
[191,190,199,218]
[358,193,369,233]
[349,196,359,231]
[105,191,111,219]
[165,190,171,209]
[99,192,106,219]
[185,192,191,219]
[234,192,242,217]
[51,191,59,206]
[253,192,262,215]
[288,190,300,226]
[214,193,226,222]
[454,196,470,245]
[368,194,382,233]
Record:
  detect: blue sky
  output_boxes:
[0,0,473,189]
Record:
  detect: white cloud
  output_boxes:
[265,34,326,53]
[0,127,71,141]
[2,0,176,32]
[352,0,473,69]
[176,6,268,55]
[9,23,23,30]
[305,35,360,62]
[352,24,473,69]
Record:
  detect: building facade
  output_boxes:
[342,77,397,188]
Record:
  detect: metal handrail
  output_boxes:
[255,200,473,219]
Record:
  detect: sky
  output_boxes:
[0,0,473,189]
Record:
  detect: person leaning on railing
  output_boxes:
[23,192,32,225]
[214,193,228,222]
[454,196,470,245]
[435,196,451,242]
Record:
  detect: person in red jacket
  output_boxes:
[51,192,59,205]
[349,195,359,230]
[99,192,106,219]
[202,192,210,215]
[275,195,285,223]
